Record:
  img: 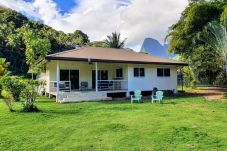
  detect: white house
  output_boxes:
[39,47,187,103]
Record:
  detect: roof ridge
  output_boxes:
[47,47,85,57]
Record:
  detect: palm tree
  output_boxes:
[0,58,9,77]
[105,32,126,49]
[198,21,227,74]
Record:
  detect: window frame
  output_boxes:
[116,68,123,78]
[157,68,170,77]
[134,67,145,78]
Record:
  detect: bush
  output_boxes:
[214,71,227,86]
[0,76,25,102]
[21,80,39,112]
[183,67,197,88]
[1,89,14,112]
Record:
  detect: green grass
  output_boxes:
[0,94,227,151]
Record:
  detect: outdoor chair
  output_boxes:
[131,90,142,103]
[151,90,164,104]
[80,81,88,91]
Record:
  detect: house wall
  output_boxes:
[127,64,178,91]
[43,60,178,94]
[44,60,128,93]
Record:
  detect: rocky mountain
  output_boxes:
[140,38,174,58]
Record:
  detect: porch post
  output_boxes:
[56,61,60,100]
[95,62,98,92]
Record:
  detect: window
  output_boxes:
[134,68,145,77]
[157,68,170,77]
[164,68,170,77]
[116,68,123,78]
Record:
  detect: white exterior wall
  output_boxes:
[42,60,178,94]
[44,60,128,93]
[127,64,178,91]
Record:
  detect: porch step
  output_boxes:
[57,91,112,103]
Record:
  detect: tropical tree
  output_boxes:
[105,32,126,49]
[22,28,51,78]
[166,1,225,85]
[198,21,227,74]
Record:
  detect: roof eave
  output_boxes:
[45,56,188,66]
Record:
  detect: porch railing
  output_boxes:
[49,80,128,92]
[97,80,128,91]
[49,81,71,92]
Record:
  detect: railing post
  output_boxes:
[56,61,60,101]
[95,62,98,92]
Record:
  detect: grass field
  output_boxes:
[0,94,227,151]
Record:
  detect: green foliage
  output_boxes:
[105,32,126,49]
[0,6,89,75]
[1,89,14,112]
[167,1,226,85]
[0,76,24,102]
[68,30,90,47]
[21,80,39,112]
[198,21,227,73]
[214,70,227,86]
[22,28,51,74]
[87,41,108,48]
[183,66,197,87]
[0,58,9,77]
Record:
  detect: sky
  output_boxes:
[0,0,188,51]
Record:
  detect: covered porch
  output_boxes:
[46,60,128,99]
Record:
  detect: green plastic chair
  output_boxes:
[131,90,142,103]
[151,91,164,104]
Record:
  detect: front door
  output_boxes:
[60,69,79,90]
[92,70,108,89]
[70,70,79,90]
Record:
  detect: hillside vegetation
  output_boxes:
[0,6,89,75]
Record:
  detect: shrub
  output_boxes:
[21,80,39,112]
[0,76,25,102]
[1,89,14,112]
[183,67,197,88]
[214,71,227,86]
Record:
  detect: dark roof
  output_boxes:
[46,47,187,66]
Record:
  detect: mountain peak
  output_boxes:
[140,38,174,58]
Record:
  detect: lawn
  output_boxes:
[0,94,227,151]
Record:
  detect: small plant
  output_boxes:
[1,89,14,112]
[0,76,25,102]
[21,80,39,112]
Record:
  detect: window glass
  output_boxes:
[157,68,164,77]
[60,70,70,81]
[134,68,139,77]
[164,68,170,77]
[140,68,145,77]
[116,68,123,78]
[134,68,145,77]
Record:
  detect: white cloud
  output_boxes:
[0,0,188,50]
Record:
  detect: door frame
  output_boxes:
[92,70,109,89]
[59,69,80,90]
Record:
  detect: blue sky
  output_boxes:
[0,0,188,50]
[24,0,78,14]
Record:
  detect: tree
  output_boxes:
[105,32,126,49]
[21,79,39,112]
[0,6,90,75]
[68,30,90,47]
[87,41,108,48]
[166,1,225,85]
[198,21,227,74]
[22,28,51,78]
